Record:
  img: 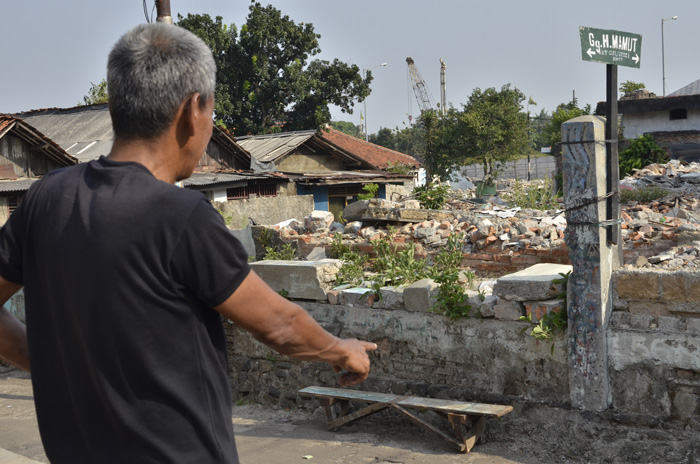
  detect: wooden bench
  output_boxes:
[299,386,513,453]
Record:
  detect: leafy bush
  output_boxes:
[504,178,560,210]
[519,271,570,354]
[430,234,473,319]
[619,135,667,178]
[619,185,671,204]
[357,183,379,201]
[413,183,451,210]
[263,243,296,260]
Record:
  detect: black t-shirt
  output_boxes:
[0,156,250,463]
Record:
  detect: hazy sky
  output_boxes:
[3,1,698,135]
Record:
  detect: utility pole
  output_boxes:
[439,58,446,116]
[155,0,173,24]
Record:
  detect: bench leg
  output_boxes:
[449,414,486,453]
[321,398,390,431]
[391,404,468,452]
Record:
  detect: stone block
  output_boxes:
[339,287,372,306]
[493,299,523,321]
[493,263,572,301]
[477,295,498,317]
[403,279,439,312]
[341,201,369,222]
[373,286,405,310]
[523,299,564,323]
[615,271,660,301]
[344,221,362,234]
[250,259,341,300]
[304,210,334,233]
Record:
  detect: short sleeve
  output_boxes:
[170,199,251,307]
[0,203,25,285]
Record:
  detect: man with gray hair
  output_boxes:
[0,23,376,463]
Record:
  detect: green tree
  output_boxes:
[79,79,109,106]
[620,80,646,96]
[542,100,591,147]
[456,84,530,187]
[175,13,237,125]
[369,127,396,149]
[178,4,371,135]
[331,120,361,138]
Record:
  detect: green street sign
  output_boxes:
[579,27,642,68]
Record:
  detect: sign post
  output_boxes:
[579,26,642,249]
[579,27,642,68]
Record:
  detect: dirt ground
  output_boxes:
[1,367,699,464]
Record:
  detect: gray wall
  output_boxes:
[217,194,315,227]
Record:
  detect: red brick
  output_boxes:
[525,248,537,256]
[495,255,512,263]
[512,255,538,265]
[463,253,493,261]
[485,235,498,244]
[535,249,552,257]
[552,248,570,258]
[661,231,676,240]
[484,245,502,254]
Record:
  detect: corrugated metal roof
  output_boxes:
[668,79,700,97]
[236,131,316,162]
[0,178,39,192]
[183,172,269,188]
[16,104,114,163]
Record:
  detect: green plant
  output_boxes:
[519,271,570,354]
[431,271,472,319]
[413,183,451,210]
[336,250,367,286]
[357,183,379,201]
[278,289,290,299]
[619,185,671,204]
[371,240,430,287]
[504,178,560,210]
[263,243,296,260]
[257,228,275,249]
[429,233,473,319]
[619,135,668,178]
[329,233,351,259]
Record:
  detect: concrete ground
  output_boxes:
[1,368,699,464]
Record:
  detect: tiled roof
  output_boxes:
[320,128,420,170]
[183,171,270,188]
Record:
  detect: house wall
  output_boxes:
[623,109,700,139]
[197,140,246,171]
[0,134,65,176]
[296,186,328,211]
[276,149,346,172]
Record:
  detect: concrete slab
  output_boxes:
[0,448,43,464]
[250,259,341,300]
[493,263,572,302]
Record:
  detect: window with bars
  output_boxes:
[226,182,278,200]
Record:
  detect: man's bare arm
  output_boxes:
[215,271,376,386]
[0,276,27,372]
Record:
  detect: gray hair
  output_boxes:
[107,23,216,140]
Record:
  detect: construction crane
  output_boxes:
[406,57,436,119]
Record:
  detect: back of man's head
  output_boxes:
[107,23,216,141]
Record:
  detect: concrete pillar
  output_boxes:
[561,115,619,411]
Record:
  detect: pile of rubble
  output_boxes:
[260,160,700,275]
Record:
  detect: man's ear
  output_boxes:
[181,93,203,136]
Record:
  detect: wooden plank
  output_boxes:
[300,386,512,417]
[396,396,512,417]
[299,386,398,404]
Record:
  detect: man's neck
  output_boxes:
[108,136,180,184]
